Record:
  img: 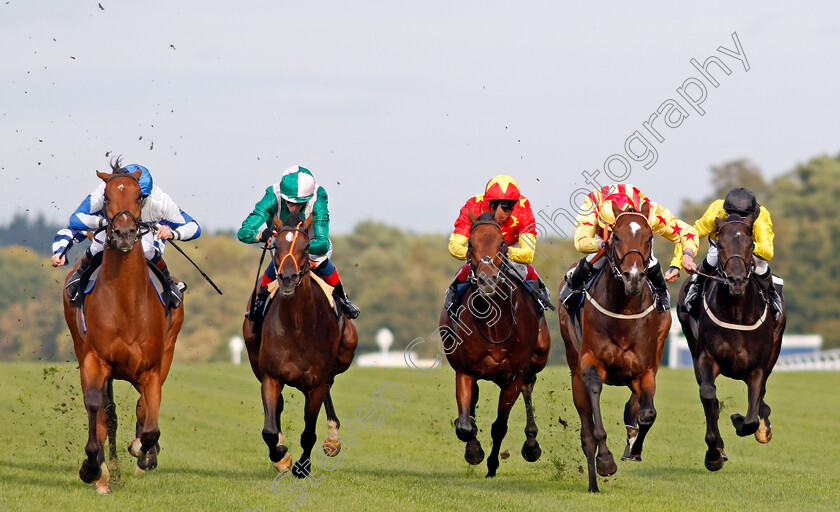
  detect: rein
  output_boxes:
[275,223,311,289]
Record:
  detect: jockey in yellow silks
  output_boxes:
[560,184,699,313]
[676,187,782,320]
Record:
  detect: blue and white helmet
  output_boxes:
[124,164,153,196]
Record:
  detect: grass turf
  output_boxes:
[0,362,838,511]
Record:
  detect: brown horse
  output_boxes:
[558,203,670,492]
[243,213,358,477]
[62,165,184,494]
[677,216,785,471]
[439,209,551,477]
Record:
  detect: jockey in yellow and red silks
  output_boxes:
[444,175,551,316]
[560,184,699,313]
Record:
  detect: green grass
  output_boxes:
[1,362,838,511]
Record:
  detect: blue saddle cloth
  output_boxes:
[79,268,167,333]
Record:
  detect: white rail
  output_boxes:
[774,349,840,371]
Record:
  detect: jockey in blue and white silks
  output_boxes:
[51,162,200,307]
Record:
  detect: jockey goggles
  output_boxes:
[489,200,516,212]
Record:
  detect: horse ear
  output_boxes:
[303,216,314,230]
[494,206,506,225]
[130,169,142,181]
[611,201,622,218]
[273,216,282,229]
[96,171,110,182]
[467,208,477,225]
[641,202,650,218]
[714,217,724,229]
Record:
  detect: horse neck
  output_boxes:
[99,244,148,290]
[598,267,650,314]
[465,281,517,333]
[275,275,319,330]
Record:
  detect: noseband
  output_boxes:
[605,212,651,281]
[711,220,755,281]
[275,223,311,289]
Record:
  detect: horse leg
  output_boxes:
[756,376,773,443]
[621,393,640,461]
[454,372,483,465]
[626,370,657,461]
[695,353,725,470]
[732,369,764,437]
[135,372,163,473]
[520,374,541,462]
[571,371,600,492]
[293,385,328,479]
[104,378,118,464]
[581,362,616,478]
[78,353,110,492]
[486,381,521,478]
[261,377,291,472]
[322,390,342,456]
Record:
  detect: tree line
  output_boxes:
[1,154,838,363]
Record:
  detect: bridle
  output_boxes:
[102,174,150,248]
[710,220,755,282]
[466,218,515,344]
[274,222,311,289]
[605,211,651,281]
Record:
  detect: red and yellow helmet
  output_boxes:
[484,175,521,202]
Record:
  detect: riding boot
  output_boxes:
[66,250,93,302]
[331,281,360,319]
[683,260,715,313]
[756,271,783,321]
[151,253,183,309]
[647,262,670,313]
[530,276,552,313]
[443,276,462,318]
[246,285,270,323]
[560,257,593,310]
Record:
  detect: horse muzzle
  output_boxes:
[726,275,749,296]
[621,269,645,297]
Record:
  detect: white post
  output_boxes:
[229,336,245,365]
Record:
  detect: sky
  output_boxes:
[2,1,840,236]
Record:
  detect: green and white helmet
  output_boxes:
[279,166,317,203]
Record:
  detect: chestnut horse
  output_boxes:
[677,216,785,471]
[243,213,358,477]
[558,203,670,492]
[439,210,551,477]
[62,165,184,494]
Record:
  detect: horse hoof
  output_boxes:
[128,438,143,458]
[134,466,145,477]
[323,435,341,457]
[596,454,617,477]
[95,482,112,495]
[620,454,642,462]
[137,454,158,471]
[274,453,292,473]
[79,460,101,484]
[521,439,541,462]
[719,448,728,461]
[704,453,725,471]
[292,459,311,479]
[465,439,485,465]
[755,419,772,443]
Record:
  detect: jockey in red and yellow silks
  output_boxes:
[444,175,550,315]
[560,183,699,312]
[678,187,783,320]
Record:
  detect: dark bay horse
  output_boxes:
[439,209,551,477]
[677,215,785,471]
[243,213,358,477]
[558,203,670,492]
[62,165,184,494]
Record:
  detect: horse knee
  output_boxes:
[491,418,508,440]
[639,407,656,426]
[84,387,103,411]
[699,384,717,402]
[583,370,602,396]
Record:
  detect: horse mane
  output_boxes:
[110,155,125,173]
[284,212,303,227]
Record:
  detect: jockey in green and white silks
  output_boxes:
[238,165,360,320]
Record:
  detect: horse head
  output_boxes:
[466,208,507,296]
[96,158,145,253]
[713,214,754,296]
[272,213,314,297]
[607,201,653,296]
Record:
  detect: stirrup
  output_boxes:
[654,288,670,313]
